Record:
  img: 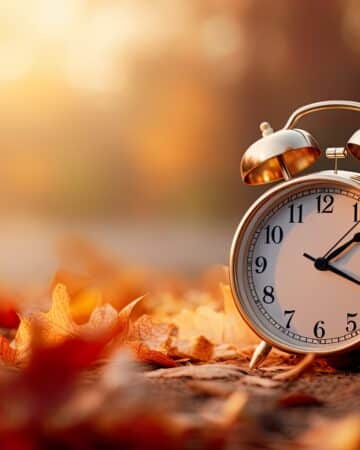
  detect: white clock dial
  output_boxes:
[231,172,360,354]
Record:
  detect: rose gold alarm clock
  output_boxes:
[230,101,360,368]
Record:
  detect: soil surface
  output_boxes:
[146,367,360,449]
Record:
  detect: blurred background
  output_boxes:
[0,0,359,283]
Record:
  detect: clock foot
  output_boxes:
[249,341,272,370]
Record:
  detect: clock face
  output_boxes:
[231,172,360,354]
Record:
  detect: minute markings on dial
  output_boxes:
[247,187,360,345]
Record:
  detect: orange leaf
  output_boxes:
[14,284,144,363]
[129,341,177,368]
[130,315,177,351]
[189,335,214,361]
[169,336,214,362]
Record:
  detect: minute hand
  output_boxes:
[326,263,360,285]
[326,232,360,262]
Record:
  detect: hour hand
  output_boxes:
[303,253,360,286]
[326,232,360,262]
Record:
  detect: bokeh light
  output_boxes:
[0,0,358,273]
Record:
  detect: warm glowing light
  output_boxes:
[200,15,240,60]
[0,41,33,81]
[28,0,81,39]
[0,0,199,92]
[62,5,129,92]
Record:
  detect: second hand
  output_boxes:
[323,221,360,258]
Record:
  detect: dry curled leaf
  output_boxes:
[154,284,258,351]
[129,316,215,364]
[129,315,177,352]
[169,335,214,362]
[124,315,178,367]
[129,341,177,367]
[129,284,259,365]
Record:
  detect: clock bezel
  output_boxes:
[230,170,360,355]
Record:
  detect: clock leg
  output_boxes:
[249,341,272,369]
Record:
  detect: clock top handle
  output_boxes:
[241,100,360,186]
[283,100,360,129]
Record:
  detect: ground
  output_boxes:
[146,365,360,449]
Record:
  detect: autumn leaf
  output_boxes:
[149,284,258,350]
[0,305,20,329]
[23,338,106,399]
[0,336,17,365]
[128,315,213,364]
[129,341,177,368]
[14,284,143,363]
[169,335,214,362]
[129,314,177,351]
[123,315,178,366]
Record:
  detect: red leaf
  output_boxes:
[24,338,105,393]
[0,336,17,365]
[0,305,20,329]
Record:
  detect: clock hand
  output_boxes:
[303,253,360,286]
[325,232,360,262]
[323,222,359,259]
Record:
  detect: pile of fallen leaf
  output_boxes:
[0,237,358,450]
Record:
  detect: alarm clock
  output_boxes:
[230,100,360,369]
